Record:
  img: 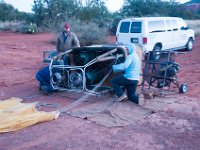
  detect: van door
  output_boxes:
[116,21,131,45]
[178,19,190,47]
[148,20,167,51]
[165,20,174,49]
[171,20,181,48]
[130,21,142,45]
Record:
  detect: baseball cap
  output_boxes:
[64,22,70,28]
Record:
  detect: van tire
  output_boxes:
[185,38,193,51]
[150,45,161,60]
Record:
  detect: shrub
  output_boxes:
[76,22,109,46]
[186,20,200,36]
[21,23,38,34]
[0,21,39,34]
[0,21,24,32]
[53,19,109,46]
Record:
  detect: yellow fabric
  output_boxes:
[0,97,59,133]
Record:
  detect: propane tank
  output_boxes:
[85,69,104,85]
[69,72,83,88]
[73,51,95,65]
[52,72,62,84]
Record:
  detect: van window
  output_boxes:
[148,20,165,33]
[130,22,142,33]
[179,19,188,30]
[119,22,130,33]
[171,20,178,31]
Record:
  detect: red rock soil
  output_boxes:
[0,31,200,150]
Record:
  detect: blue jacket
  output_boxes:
[112,44,141,81]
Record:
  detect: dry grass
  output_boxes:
[0,21,25,32]
[1,20,200,36]
[185,20,200,36]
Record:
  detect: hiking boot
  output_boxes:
[116,94,127,102]
[130,94,139,104]
[131,94,145,106]
[40,85,54,95]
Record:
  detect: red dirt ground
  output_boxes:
[0,31,200,150]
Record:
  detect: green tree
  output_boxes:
[77,0,110,21]
[32,0,80,28]
[0,1,28,21]
[31,0,111,30]
[0,1,17,21]
[120,0,198,19]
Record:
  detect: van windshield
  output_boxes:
[119,22,130,33]
[130,22,142,33]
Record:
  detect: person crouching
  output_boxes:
[111,44,141,104]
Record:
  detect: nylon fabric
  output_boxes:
[0,97,59,133]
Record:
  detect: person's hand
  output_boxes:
[115,54,120,60]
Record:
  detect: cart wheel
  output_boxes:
[180,83,188,93]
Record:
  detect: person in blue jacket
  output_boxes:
[36,22,80,94]
[111,44,141,103]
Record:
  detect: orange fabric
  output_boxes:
[0,98,59,133]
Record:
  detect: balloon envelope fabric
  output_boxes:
[0,97,59,133]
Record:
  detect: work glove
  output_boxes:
[115,54,120,60]
[112,65,118,73]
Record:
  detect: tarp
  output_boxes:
[68,97,152,127]
[0,97,59,133]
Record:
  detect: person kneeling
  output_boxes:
[111,44,141,104]
[35,66,55,94]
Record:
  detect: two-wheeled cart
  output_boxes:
[142,50,188,95]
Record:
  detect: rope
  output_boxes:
[37,102,61,110]
[58,67,114,117]
[39,51,118,116]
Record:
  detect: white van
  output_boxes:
[116,17,195,53]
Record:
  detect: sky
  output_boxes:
[3,0,190,13]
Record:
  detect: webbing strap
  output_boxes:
[58,67,113,116]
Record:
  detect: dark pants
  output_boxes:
[111,75,138,103]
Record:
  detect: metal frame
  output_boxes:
[48,46,126,95]
[141,50,185,95]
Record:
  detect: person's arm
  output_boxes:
[72,33,80,47]
[112,54,134,73]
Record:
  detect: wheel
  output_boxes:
[179,83,188,93]
[185,38,193,51]
[150,45,161,60]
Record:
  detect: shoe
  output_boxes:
[40,85,54,95]
[109,88,114,94]
[116,94,127,102]
[135,94,146,105]
[130,94,139,104]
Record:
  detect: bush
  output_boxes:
[0,21,39,34]
[0,21,24,32]
[186,20,200,36]
[53,19,109,46]
[76,22,109,46]
[109,15,122,35]
[21,23,38,34]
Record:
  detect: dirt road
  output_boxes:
[0,31,200,150]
